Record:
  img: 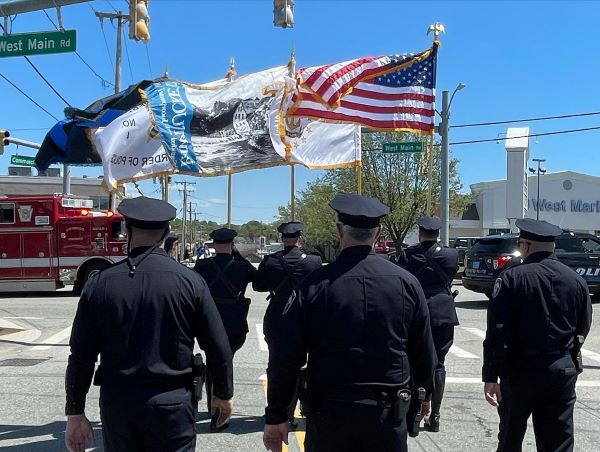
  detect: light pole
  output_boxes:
[440,82,466,246]
[528,158,546,220]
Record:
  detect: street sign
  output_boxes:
[10,155,37,167]
[0,30,76,58]
[382,142,423,153]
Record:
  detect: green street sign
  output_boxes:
[10,155,37,167]
[382,142,423,153]
[0,30,76,58]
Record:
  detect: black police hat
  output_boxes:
[515,218,563,242]
[329,193,390,228]
[209,228,238,244]
[417,216,442,231]
[277,221,303,238]
[117,196,176,229]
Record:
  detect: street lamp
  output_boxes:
[528,158,546,220]
[439,82,466,246]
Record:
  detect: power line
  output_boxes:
[122,25,134,84]
[22,55,72,106]
[0,71,59,121]
[453,111,600,129]
[144,44,153,78]
[42,9,114,88]
[449,126,600,146]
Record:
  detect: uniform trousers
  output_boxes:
[100,383,196,452]
[431,324,454,371]
[497,355,577,452]
[206,332,246,411]
[304,400,407,452]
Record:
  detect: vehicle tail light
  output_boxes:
[493,256,511,270]
[107,211,114,217]
[80,209,89,216]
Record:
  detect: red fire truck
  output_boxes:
[0,194,127,294]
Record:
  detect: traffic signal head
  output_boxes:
[0,130,9,155]
[273,0,294,28]
[129,0,150,42]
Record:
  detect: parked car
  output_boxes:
[462,231,600,299]
[450,236,479,266]
[375,240,396,255]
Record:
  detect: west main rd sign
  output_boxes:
[530,198,600,213]
[0,30,76,58]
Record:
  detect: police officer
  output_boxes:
[65,197,234,452]
[263,194,436,452]
[254,221,322,346]
[483,218,592,452]
[396,216,459,432]
[194,228,256,414]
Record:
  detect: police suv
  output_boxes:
[462,231,600,299]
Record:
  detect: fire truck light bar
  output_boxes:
[61,198,94,209]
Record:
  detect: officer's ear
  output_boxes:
[374,226,382,243]
[336,222,344,239]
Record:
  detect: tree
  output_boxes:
[281,131,470,252]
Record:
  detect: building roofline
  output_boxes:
[470,171,600,192]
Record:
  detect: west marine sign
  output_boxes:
[529,199,600,214]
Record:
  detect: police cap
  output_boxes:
[117,196,176,229]
[277,221,303,238]
[516,218,563,242]
[329,193,390,228]
[209,228,238,244]
[417,216,442,232]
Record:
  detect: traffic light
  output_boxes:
[129,0,150,42]
[273,0,294,28]
[0,130,9,155]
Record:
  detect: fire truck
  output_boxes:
[0,194,127,294]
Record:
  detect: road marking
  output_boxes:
[256,324,268,352]
[30,325,72,351]
[446,377,600,388]
[461,327,486,340]
[449,345,479,359]
[2,316,45,320]
[582,348,600,364]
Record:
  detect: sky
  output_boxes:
[1,0,599,224]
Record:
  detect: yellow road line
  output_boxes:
[260,375,305,452]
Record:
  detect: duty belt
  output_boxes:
[213,297,240,305]
[319,385,401,408]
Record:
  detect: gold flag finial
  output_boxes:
[288,44,296,76]
[427,22,445,44]
[163,64,169,79]
[226,56,237,82]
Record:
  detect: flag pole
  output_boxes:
[225,57,236,228]
[288,46,297,221]
[356,128,362,195]
[427,136,433,214]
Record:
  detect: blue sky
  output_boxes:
[1,0,599,223]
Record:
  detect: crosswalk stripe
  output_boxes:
[461,327,486,340]
[256,324,268,352]
[30,325,72,351]
[581,348,600,364]
[449,345,479,359]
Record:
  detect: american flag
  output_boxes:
[287,46,437,133]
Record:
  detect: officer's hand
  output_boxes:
[65,414,94,452]
[484,382,502,407]
[211,397,233,429]
[420,400,431,420]
[263,422,289,452]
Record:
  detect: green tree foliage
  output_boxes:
[280,132,471,251]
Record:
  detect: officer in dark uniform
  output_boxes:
[65,197,234,452]
[263,194,437,452]
[253,221,322,346]
[254,221,322,426]
[194,228,256,414]
[396,215,459,432]
[483,218,592,452]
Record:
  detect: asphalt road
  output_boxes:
[0,286,599,452]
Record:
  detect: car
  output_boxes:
[450,236,479,266]
[462,231,600,299]
[375,240,396,255]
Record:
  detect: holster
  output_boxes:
[192,353,206,402]
[407,387,426,437]
[297,368,312,416]
[572,335,584,374]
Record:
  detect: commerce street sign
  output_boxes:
[10,155,37,167]
[382,142,423,153]
[0,30,76,58]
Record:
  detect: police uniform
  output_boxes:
[396,216,459,432]
[483,219,592,452]
[194,228,255,413]
[65,197,233,452]
[253,222,322,345]
[265,194,437,452]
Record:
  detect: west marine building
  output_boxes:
[451,171,600,238]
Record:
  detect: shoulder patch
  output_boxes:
[492,278,503,298]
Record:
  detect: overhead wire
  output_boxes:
[122,26,135,84]
[453,111,600,129]
[449,126,600,146]
[0,72,59,121]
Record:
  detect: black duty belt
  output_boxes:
[319,386,402,408]
[520,349,569,357]
[213,297,240,305]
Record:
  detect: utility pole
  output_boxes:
[176,181,195,261]
[529,158,546,221]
